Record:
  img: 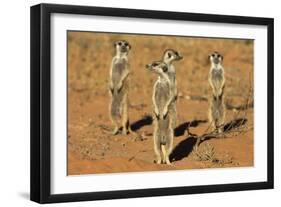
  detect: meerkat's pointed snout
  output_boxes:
[177,55,183,60]
[174,51,183,60]
[209,52,223,65]
[213,56,220,64]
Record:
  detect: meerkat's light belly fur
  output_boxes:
[167,68,178,129]
[156,115,172,145]
[154,80,172,145]
[112,61,126,87]
[110,60,129,118]
[209,68,225,97]
[154,81,170,115]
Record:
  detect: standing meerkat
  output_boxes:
[208,52,225,133]
[146,61,174,165]
[109,40,132,135]
[162,49,183,130]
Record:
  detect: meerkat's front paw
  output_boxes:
[162,107,168,118]
[154,110,160,119]
[109,83,114,93]
[117,83,123,92]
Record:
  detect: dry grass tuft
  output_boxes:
[192,142,239,167]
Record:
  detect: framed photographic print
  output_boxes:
[30,3,274,203]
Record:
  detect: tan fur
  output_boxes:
[162,49,183,129]
[146,61,174,165]
[208,94,225,132]
[109,40,132,135]
[208,52,225,132]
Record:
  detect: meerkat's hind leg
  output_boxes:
[154,131,162,164]
[213,118,224,134]
[165,131,174,165]
[161,145,168,165]
[112,127,119,135]
[217,116,225,134]
[121,96,129,135]
[165,157,171,165]
[109,97,121,135]
[154,147,162,164]
[111,118,120,135]
[109,111,119,135]
[218,127,224,134]
[213,100,225,134]
[161,144,172,165]
[121,103,136,135]
[171,104,177,130]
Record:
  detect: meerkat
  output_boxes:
[109,40,132,135]
[146,61,174,165]
[208,52,225,133]
[162,49,183,130]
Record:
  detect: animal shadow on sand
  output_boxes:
[223,118,247,132]
[170,118,247,162]
[170,136,197,162]
[130,115,153,131]
[174,119,207,137]
[170,119,207,161]
[197,118,248,145]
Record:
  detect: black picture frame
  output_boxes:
[30,3,274,204]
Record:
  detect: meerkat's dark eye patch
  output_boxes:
[211,54,215,57]
[175,52,179,56]
[168,53,172,58]
[162,66,168,72]
[152,62,158,67]
[118,42,122,46]
[124,42,128,46]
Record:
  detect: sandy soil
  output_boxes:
[67,32,254,175]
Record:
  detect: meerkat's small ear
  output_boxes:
[113,42,117,47]
[152,62,158,67]
[128,44,131,50]
[221,55,224,61]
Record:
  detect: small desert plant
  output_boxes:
[192,142,238,167]
[192,142,215,162]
